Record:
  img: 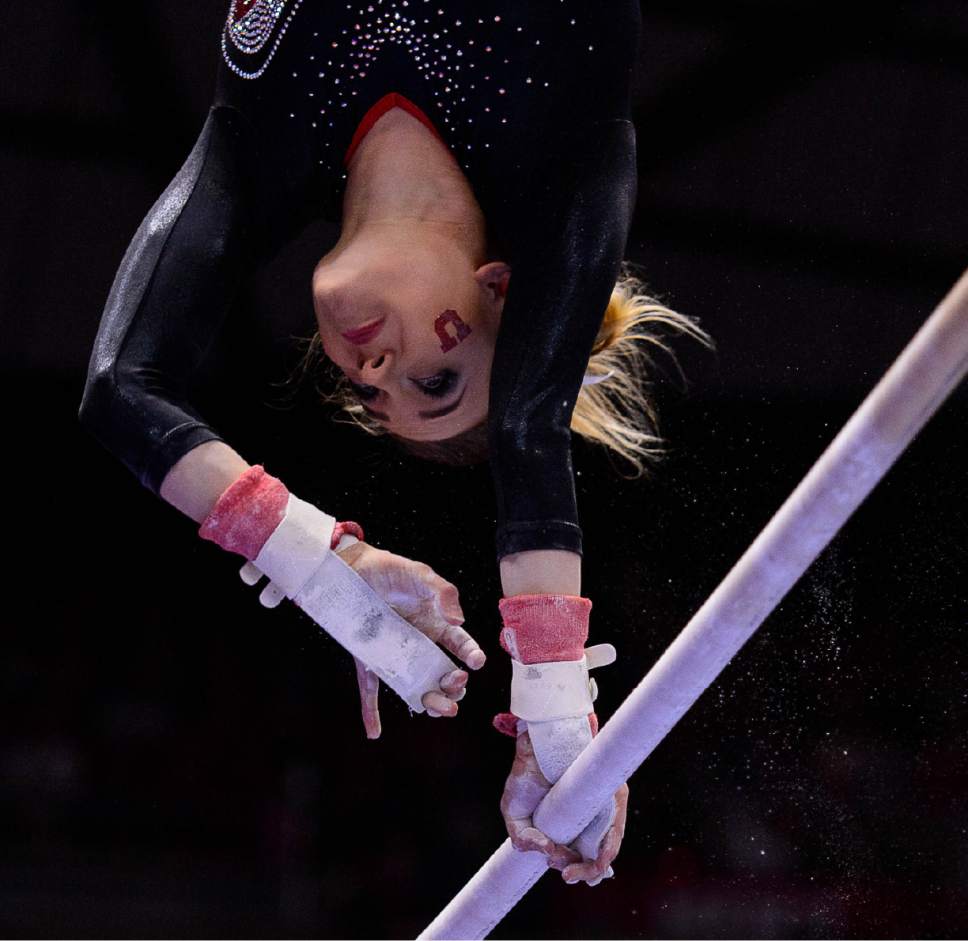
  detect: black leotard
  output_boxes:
[79,0,641,564]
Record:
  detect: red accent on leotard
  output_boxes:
[343,92,447,168]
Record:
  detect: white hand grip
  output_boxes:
[293,551,459,713]
[586,643,617,670]
[510,644,617,723]
[238,493,456,713]
[239,561,263,586]
[251,494,337,598]
[259,581,286,608]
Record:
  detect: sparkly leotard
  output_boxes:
[80,0,641,563]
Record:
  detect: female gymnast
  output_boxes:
[79,0,711,889]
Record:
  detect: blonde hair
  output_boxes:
[568,261,714,476]
[287,261,714,473]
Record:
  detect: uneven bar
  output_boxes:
[419,269,968,940]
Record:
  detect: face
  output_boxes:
[312,229,509,441]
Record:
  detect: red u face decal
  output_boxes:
[434,309,472,353]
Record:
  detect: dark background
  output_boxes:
[2,1,967,937]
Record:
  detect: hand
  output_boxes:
[501,728,628,886]
[335,540,486,738]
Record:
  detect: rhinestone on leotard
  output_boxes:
[302,0,536,174]
[222,0,304,79]
[223,0,578,178]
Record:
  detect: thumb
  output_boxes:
[432,578,466,626]
[406,563,465,628]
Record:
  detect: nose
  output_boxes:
[358,347,393,376]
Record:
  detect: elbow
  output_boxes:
[78,367,117,436]
[77,366,155,492]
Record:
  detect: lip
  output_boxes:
[341,317,385,345]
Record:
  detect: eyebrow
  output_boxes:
[362,385,466,422]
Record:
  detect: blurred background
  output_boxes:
[2,1,967,937]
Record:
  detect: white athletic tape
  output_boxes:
[240,496,458,713]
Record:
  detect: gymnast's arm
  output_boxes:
[77,102,304,521]
[489,118,638,592]
[492,119,636,883]
[78,95,482,705]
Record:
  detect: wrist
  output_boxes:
[498,593,591,664]
[499,549,581,597]
[198,464,289,560]
[198,465,365,561]
[493,592,599,740]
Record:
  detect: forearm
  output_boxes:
[499,549,581,597]
[159,439,251,524]
[78,105,271,498]
[165,450,581,590]
[488,120,637,570]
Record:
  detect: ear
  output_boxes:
[475,261,511,303]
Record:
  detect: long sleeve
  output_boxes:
[78,103,298,495]
[487,118,638,563]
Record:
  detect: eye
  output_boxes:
[346,370,459,402]
[415,370,458,398]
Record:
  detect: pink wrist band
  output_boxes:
[498,594,591,664]
[493,593,597,738]
[198,465,289,560]
[198,464,365,560]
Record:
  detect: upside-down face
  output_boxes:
[312,226,509,441]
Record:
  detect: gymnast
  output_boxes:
[79,0,711,888]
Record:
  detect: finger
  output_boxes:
[354,657,381,740]
[422,689,458,717]
[571,790,626,882]
[409,571,486,670]
[586,866,614,887]
[613,783,629,835]
[432,578,467,625]
[562,858,610,885]
[599,824,623,867]
[436,621,487,671]
[408,566,466,627]
[545,846,585,872]
[563,827,621,885]
[584,826,622,880]
[506,822,581,869]
[439,668,468,698]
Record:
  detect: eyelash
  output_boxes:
[349,369,458,401]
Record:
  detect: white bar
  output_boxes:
[420,269,968,940]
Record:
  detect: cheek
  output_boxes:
[434,309,473,353]
[318,331,338,362]
[319,336,349,372]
